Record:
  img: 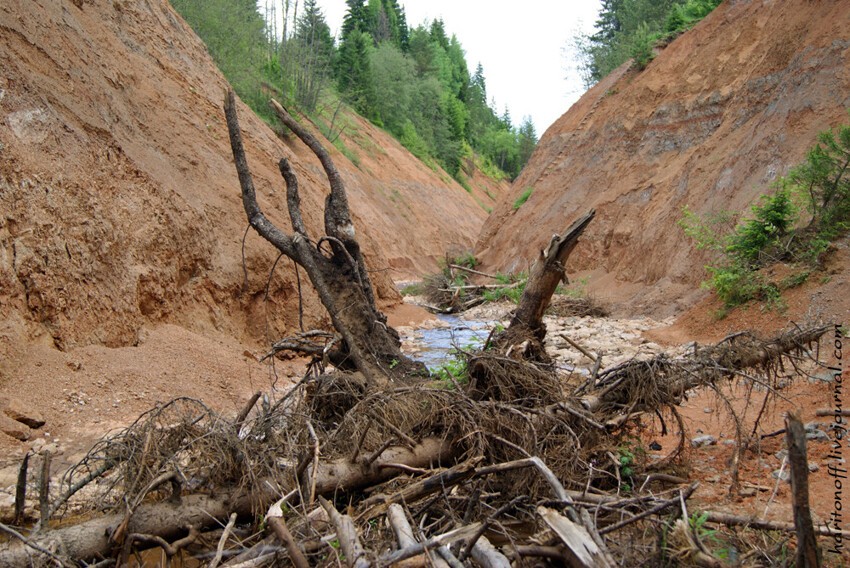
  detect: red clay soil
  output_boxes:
[0,0,514,485]
[476,0,850,321]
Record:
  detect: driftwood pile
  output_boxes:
[0,324,835,566]
[0,92,839,566]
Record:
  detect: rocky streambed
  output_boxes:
[395,298,681,374]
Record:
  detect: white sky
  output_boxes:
[317,0,602,134]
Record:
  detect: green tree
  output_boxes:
[518,116,538,166]
[790,124,850,237]
[341,0,368,38]
[171,0,269,113]
[576,0,721,83]
[290,0,336,111]
[337,28,376,117]
[369,43,414,133]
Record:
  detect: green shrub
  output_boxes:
[681,117,850,309]
[726,189,795,267]
[432,351,469,387]
[666,0,723,35]
[481,272,527,304]
[400,282,424,296]
[629,22,656,71]
[513,187,534,210]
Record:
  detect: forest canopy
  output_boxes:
[170,0,537,181]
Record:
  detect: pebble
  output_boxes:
[806,429,830,442]
[772,469,790,482]
[692,435,717,448]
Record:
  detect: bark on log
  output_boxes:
[510,210,595,339]
[0,438,451,565]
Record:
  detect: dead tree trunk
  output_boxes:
[483,210,595,366]
[224,91,423,385]
[509,209,595,340]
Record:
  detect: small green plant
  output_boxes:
[665,0,723,36]
[389,358,399,369]
[451,252,478,269]
[400,282,424,296]
[481,272,528,304]
[432,350,469,388]
[513,187,534,210]
[557,276,590,298]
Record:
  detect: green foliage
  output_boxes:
[577,0,722,84]
[176,0,534,182]
[557,276,590,298]
[481,272,528,304]
[400,282,424,296]
[452,252,478,269]
[681,118,850,309]
[666,0,723,35]
[171,0,270,116]
[629,22,655,71]
[513,187,534,210]
[431,350,469,387]
[788,122,850,239]
[727,190,796,268]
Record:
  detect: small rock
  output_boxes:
[740,487,757,497]
[775,449,788,461]
[809,463,820,473]
[0,396,46,429]
[722,439,737,446]
[703,407,713,414]
[649,441,662,451]
[772,469,790,482]
[692,435,717,448]
[0,414,32,441]
[806,429,830,442]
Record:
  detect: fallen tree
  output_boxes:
[0,92,837,566]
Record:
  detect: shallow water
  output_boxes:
[415,314,493,370]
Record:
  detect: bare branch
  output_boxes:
[223,90,295,258]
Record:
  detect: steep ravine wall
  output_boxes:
[476,0,850,316]
[0,0,504,372]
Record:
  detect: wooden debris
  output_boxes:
[538,506,615,568]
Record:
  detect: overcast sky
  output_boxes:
[317,0,602,135]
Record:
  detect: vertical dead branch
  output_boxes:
[785,413,821,567]
[39,451,51,529]
[224,89,421,385]
[510,210,595,338]
[13,452,28,525]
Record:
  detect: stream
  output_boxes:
[404,314,494,370]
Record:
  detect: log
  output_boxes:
[0,492,254,566]
[701,511,850,538]
[470,536,511,568]
[0,438,451,565]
